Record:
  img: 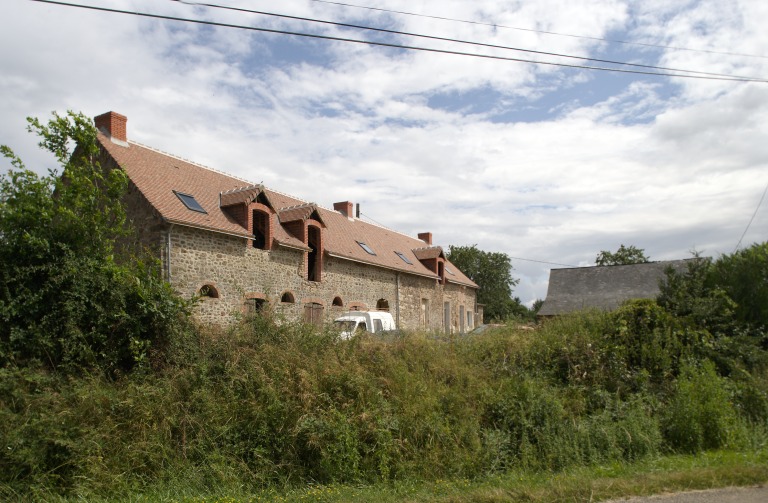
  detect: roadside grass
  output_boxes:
[3,314,767,502]
[28,448,766,503]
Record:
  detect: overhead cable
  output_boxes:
[309,0,768,60]
[733,179,768,252]
[28,0,768,83]
[173,0,755,80]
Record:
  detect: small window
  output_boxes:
[174,191,207,213]
[281,291,295,303]
[357,241,376,255]
[395,251,413,264]
[245,298,266,314]
[332,296,343,307]
[198,284,219,298]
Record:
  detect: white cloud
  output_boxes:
[2,0,767,307]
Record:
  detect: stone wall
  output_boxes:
[168,225,477,331]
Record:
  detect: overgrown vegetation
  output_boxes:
[1,112,767,501]
[0,111,189,375]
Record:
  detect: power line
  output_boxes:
[509,256,580,268]
[173,0,756,81]
[309,0,768,60]
[28,0,768,83]
[733,179,768,253]
[358,210,579,268]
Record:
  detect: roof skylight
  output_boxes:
[357,241,376,255]
[395,251,413,264]
[445,266,456,276]
[174,191,207,214]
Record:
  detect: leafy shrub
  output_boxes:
[662,360,744,453]
[0,112,189,375]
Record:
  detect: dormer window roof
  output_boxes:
[174,190,207,214]
[357,241,376,256]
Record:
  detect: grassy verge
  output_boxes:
[3,313,767,501]
[43,449,764,503]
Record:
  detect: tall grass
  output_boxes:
[1,309,767,500]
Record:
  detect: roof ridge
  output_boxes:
[220,183,263,195]
[279,202,317,211]
[128,140,255,185]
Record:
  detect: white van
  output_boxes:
[333,311,396,339]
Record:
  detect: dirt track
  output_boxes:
[604,484,767,503]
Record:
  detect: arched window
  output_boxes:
[376,298,389,311]
[198,284,219,298]
[332,296,343,307]
[280,291,295,303]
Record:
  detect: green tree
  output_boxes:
[710,242,768,330]
[656,254,735,335]
[0,111,188,375]
[596,244,650,266]
[446,244,523,322]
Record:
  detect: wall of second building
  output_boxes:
[167,225,477,331]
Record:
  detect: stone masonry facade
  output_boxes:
[167,225,477,332]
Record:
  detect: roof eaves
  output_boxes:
[327,251,439,280]
[163,217,251,239]
[445,277,479,289]
[275,240,311,252]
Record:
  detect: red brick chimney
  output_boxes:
[94,111,127,142]
[418,232,432,245]
[334,201,354,218]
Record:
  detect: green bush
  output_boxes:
[0,111,190,376]
[662,360,744,453]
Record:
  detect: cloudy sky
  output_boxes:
[2,0,767,305]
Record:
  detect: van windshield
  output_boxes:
[333,320,357,332]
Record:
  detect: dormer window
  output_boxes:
[307,224,322,282]
[395,251,413,264]
[174,191,207,213]
[357,241,376,255]
[253,209,269,249]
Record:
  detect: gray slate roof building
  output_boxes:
[538,259,692,316]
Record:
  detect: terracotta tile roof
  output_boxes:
[413,247,444,260]
[220,184,264,207]
[98,133,477,288]
[277,203,325,225]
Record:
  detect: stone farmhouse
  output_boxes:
[94,111,479,331]
[538,259,691,316]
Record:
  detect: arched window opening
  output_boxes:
[199,284,219,298]
[281,291,295,303]
[253,209,269,249]
[376,298,389,311]
[307,225,321,282]
[332,296,343,307]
